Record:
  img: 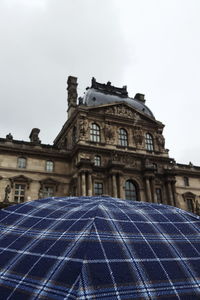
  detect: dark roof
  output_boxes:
[82,78,155,118]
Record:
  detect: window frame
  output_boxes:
[46,160,54,172]
[125,180,138,201]
[186,198,194,212]
[90,123,101,143]
[94,155,101,166]
[14,183,26,203]
[145,133,154,151]
[183,176,189,186]
[94,182,103,195]
[119,128,128,147]
[155,188,162,203]
[42,186,54,198]
[17,157,27,169]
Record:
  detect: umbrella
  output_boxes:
[0,196,200,299]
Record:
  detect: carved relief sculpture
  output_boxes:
[105,105,136,119]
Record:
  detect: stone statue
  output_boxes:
[79,118,88,137]
[6,133,13,142]
[156,130,165,151]
[29,128,41,144]
[104,123,114,143]
[4,185,11,202]
[133,127,143,146]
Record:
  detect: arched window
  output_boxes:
[125,180,138,201]
[17,157,26,169]
[119,128,128,146]
[94,155,101,166]
[90,123,100,142]
[145,133,154,151]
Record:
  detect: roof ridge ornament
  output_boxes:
[91,77,128,97]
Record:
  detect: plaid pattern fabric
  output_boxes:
[0,196,200,299]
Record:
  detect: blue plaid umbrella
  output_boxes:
[0,196,200,299]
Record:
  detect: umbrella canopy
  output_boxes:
[0,196,200,299]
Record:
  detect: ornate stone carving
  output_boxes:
[105,105,137,119]
[104,122,114,143]
[91,77,128,97]
[110,151,137,167]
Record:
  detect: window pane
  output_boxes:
[94,155,101,166]
[94,182,103,195]
[125,180,138,201]
[184,177,189,186]
[119,129,128,147]
[43,186,54,198]
[156,188,162,203]
[187,198,193,212]
[14,184,25,203]
[90,123,100,142]
[46,161,54,172]
[145,133,154,151]
[18,157,26,168]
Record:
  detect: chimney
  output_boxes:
[134,93,145,103]
[67,76,78,118]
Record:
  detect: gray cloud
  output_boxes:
[0,0,200,165]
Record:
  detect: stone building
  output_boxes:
[0,76,200,215]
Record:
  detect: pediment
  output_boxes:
[40,177,59,185]
[88,102,158,125]
[39,177,59,192]
[9,175,32,188]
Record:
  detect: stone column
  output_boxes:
[81,172,86,196]
[77,174,81,196]
[171,180,176,207]
[112,174,118,198]
[150,177,156,203]
[145,177,152,202]
[167,181,174,206]
[118,175,124,199]
[88,173,92,196]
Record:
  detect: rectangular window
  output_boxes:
[156,188,162,203]
[43,186,54,198]
[183,177,189,186]
[46,161,54,172]
[94,182,103,195]
[14,184,26,203]
[94,156,101,166]
[18,157,26,168]
[186,198,194,212]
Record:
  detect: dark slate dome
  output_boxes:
[82,78,155,119]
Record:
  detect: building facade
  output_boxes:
[0,76,200,215]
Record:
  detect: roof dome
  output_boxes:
[82,78,155,118]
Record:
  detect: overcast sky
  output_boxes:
[0,0,200,165]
